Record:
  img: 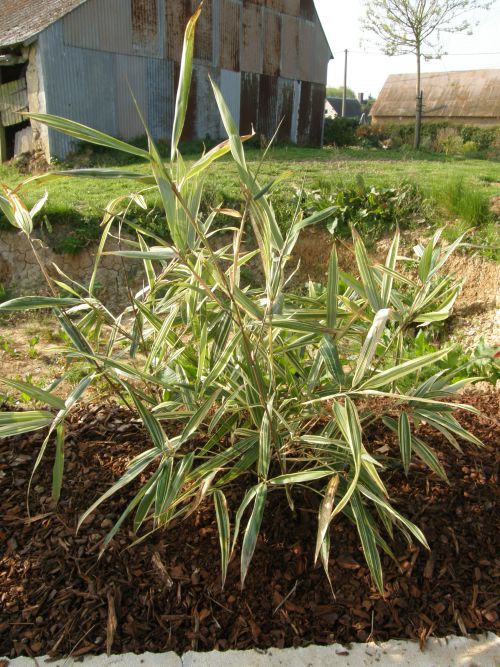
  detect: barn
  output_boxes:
[371,69,500,126]
[0,0,333,161]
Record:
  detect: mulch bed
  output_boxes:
[0,390,499,659]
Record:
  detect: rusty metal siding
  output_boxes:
[300,0,315,21]
[32,0,331,156]
[280,14,299,80]
[240,71,260,135]
[257,74,278,140]
[165,0,189,61]
[262,10,281,78]
[276,77,294,141]
[298,18,315,84]
[249,0,300,15]
[290,79,301,143]
[132,0,158,52]
[309,82,325,145]
[192,0,213,62]
[296,79,311,146]
[241,2,263,74]
[219,0,240,71]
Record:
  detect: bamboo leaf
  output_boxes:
[326,245,338,329]
[0,411,53,438]
[330,399,362,518]
[0,377,65,410]
[25,112,150,159]
[314,474,339,564]
[52,423,65,502]
[269,467,333,485]
[381,227,399,307]
[258,400,273,480]
[351,492,384,593]
[359,348,452,390]
[0,296,81,311]
[241,484,267,586]
[418,238,435,282]
[353,230,381,312]
[213,489,231,589]
[110,248,177,262]
[398,412,412,474]
[320,335,345,385]
[171,2,204,160]
[352,308,391,387]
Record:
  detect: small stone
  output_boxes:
[100,518,113,529]
[335,645,349,655]
[365,644,378,656]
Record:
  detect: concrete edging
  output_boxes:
[2,633,499,666]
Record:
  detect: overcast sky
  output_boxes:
[314,0,500,98]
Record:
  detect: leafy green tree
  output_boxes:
[327,85,357,99]
[362,0,492,148]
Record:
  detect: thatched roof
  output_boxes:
[371,69,500,120]
[0,0,87,47]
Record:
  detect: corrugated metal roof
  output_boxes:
[371,69,500,119]
[0,0,87,47]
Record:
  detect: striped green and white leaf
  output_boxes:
[213,489,231,588]
[241,483,267,586]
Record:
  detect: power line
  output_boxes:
[331,50,500,56]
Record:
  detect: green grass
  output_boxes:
[1,145,499,255]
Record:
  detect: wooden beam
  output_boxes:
[0,120,6,162]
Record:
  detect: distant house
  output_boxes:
[0,0,333,161]
[325,96,362,120]
[371,69,500,126]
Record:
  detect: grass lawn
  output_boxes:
[1,145,499,253]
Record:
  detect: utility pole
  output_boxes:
[342,49,348,117]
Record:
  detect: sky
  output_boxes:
[314,0,500,98]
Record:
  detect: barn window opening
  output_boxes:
[0,52,29,162]
[4,119,30,160]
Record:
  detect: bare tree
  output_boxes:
[362,0,493,148]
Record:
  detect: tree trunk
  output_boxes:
[414,48,422,150]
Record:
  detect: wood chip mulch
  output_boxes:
[0,390,499,659]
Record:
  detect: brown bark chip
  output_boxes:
[0,391,499,658]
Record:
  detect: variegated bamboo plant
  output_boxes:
[0,4,482,592]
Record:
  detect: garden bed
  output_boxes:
[0,390,498,660]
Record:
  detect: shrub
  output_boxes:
[323,117,359,147]
[435,127,464,155]
[462,140,478,156]
[379,122,500,155]
[303,177,427,241]
[0,8,483,592]
[355,124,388,148]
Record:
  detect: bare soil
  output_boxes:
[0,390,498,659]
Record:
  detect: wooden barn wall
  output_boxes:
[35,0,330,157]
